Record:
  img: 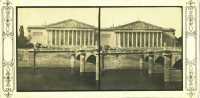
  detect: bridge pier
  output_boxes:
[163,55,170,82]
[70,54,75,72]
[170,54,176,67]
[100,54,104,71]
[153,55,157,64]
[139,56,143,70]
[148,56,153,75]
[96,54,100,81]
[80,54,85,74]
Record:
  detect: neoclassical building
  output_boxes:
[101,20,177,48]
[27,19,98,48]
[27,19,177,49]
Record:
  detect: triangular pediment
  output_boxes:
[113,20,168,30]
[47,19,97,29]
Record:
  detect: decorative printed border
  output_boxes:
[185,0,197,98]
[0,0,198,98]
[1,0,15,98]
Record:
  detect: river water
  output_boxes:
[17,68,182,91]
[17,54,182,91]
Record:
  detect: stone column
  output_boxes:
[116,32,118,47]
[88,31,91,46]
[148,32,150,47]
[80,30,82,46]
[72,30,74,46]
[52,30,55,46]
[64,30,67,46]
[62,30,65,47]
[156,32,159,47]
[59,30,62,46]
[132,32,134,48]
[55,30,58,46]
[123,32,125,48]
[127,32,130,48]
[121,32,123,47]
[51,30,53,46]
[144,32,146,47]
[152,32,155,47]
[54,31,56,46]
[56,30,58,46]
[136,32,138,48]
[160,32,163,48]
[67,30,70,46]
[140,32,142,47]
[139,56,143,70]
[78,31,80,46]
[148,56,153,75]
[92,32,95,46]
[84,31,86,47]
[47,30,50,46]
[119,32,121,48]
[49,30,52,46]
[63,30,65,46]
[130,33,132,47]
[75,30,78,46]
[80,54,85,73]
[96,54,99,81]
[70,54,75,72]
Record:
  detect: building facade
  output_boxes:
[28,19,98,48]
[27,19,177,49]
[101,21,177,49]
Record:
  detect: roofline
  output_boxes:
[27,26,45,29]
[109,20,175,32]
[27,26,174,32]
[27,26,98,30]
[101,28,175,32]
[47,19,97,29]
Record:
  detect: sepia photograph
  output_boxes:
[17,7,99,91]
[17,7,183,91]
[99,7,183,90]
[1,0,200,97]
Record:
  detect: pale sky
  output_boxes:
[101,7,182,37]
[18,7,182,37]
[18,8,99,36]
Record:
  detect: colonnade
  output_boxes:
[47,29,96,47]
[116,31,163,48]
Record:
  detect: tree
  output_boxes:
[176,36,182,47]
[17,25,33,48]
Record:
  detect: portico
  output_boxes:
[28,19,97,48]
[47,29,96,48]
[116,31,163,48]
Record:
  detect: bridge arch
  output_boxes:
[155,56,165,65]
[85,52,96,63]
[173,59,183,70]
[75,52,82,60]
[144,55,154,62]
[86,55,96,64]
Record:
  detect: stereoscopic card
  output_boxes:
[0,0,199,98]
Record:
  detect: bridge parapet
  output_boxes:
[101,47,182,55]
[24,47,97,52]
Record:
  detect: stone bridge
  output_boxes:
[29,47,182,82]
